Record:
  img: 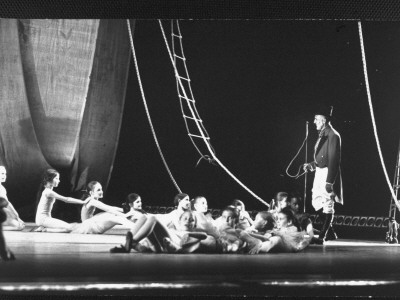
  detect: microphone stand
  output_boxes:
[303,121,308,213]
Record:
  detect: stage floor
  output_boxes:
[1,225,400,297]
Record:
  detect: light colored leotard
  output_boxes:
[72,199,122,234]
[0,185,8,201]
[35,188,56,225]
[81,200,96,221]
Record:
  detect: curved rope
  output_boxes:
[358,21,400,210]
[285,126,308,179]
[159,20,269,208]
[126,19,182,193]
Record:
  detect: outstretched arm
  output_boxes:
[88,199,127,218]
[46,190,86,205]
[248,232,270,242]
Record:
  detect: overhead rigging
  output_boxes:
[125,19,399,213]
[126,19,182,193]
[358,21,400,211]
[159,20,269,208]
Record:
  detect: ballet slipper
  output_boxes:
[124,231,133,253]
[123,231,151,253]
[110,245,128,253]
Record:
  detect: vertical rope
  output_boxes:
[358,21,400,210]
[126,19,182,193]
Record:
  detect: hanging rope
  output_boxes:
[358,21,400,210]
[126,19,182,193]
[285,125,308,179]
[159,20,269,208]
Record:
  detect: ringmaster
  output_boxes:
[304,106,342,244]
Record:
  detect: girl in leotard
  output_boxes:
[72,181,134,234]
[35,169,88,232]
[123,193,147,223]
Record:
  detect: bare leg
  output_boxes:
[163,232,207,254]
[105,214,136,229]
[162,236,202,253]
[90,213,134,234]
[39,217,72,233]
[146,232,163,252]
[130,215,158,241]
[3,222,25,231]
[111,215,166,253]
[150,221,173,252]
[3,208,24,231]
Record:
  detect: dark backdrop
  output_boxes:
[106,20,400,218]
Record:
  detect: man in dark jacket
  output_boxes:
[304,106,342,244]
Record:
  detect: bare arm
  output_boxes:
[125,209,145,220]
[46,190,86,205]
[88,199,127,218]
[248,232,270,242]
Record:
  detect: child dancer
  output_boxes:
[123,193,147,223]
[35,169,88,232]
[71,181,135,234]
[246,211,275,236]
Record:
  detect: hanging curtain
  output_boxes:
[71,19,131,192]
[0,19,51,208]
[0,19,131,220]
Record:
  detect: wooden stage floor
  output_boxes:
[1,225,400,298]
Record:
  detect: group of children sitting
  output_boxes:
[109,191,315,254]
[0,166,319,260]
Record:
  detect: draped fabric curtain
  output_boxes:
[0,19,131,220]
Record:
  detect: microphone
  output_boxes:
[306,121,309,137]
